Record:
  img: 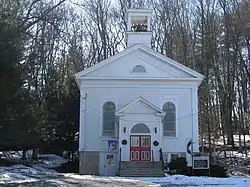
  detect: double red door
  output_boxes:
[130,135,151,161]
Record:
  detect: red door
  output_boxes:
[130,135,151,161]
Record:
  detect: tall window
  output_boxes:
[162,102,176,137]
[102,102,116,137]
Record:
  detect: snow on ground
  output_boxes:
[0,153,66,184]
[1,152,250,186]
[0,151,67,168]
[0,151,32,159]
[0,164,53,184]
[64,174,250,187]
[204,135,250,147]
[216,150,250,158]
[34,154,68,168]
[0,164,250,186]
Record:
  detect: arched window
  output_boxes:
[131,123,150,133]
[132,65,146,73]
[162,102,176,137]
[102,102,116,136]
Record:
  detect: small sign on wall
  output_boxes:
[108,140,118,152]
[193,156,209,169]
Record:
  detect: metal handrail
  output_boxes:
[159,148,164,171]
[152,150,155,166]
[119,148,121,174]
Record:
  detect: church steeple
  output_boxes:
[126,9,153,48]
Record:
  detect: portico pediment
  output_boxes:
[116,97,165,116]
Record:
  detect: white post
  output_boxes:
[79,92,87,150]
[127,15,132,31]
[192,87,199,152]
[147,16,151,31]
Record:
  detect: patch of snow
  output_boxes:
[35,154,67,168]
[0,151,67,169]
[0,165,39,184]
[64,174,161,186]
[0,164,60,184]
[0,151,32,159]
[210,135,250,147]
[64,174,250,187]
[0,172,38,184]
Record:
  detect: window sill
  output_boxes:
[100,136,118,141]
[163,136,178,139]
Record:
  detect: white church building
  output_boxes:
[75,9,204,176]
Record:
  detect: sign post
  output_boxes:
[193,156,210,175]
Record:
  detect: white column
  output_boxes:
[119,117,130,161]
[147,16,151,31]
[192,87,199,152]
[127,15,132,31]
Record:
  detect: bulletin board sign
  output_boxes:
[193,156,210,169]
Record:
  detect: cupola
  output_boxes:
[126,9,153,48]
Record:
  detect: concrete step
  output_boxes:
[121,161,162,166]
[120,174,164,177]
[120,169,163,172]
[120,171,164,177]
[121,165,162,169]
[121,161,161,164]
[119,161,164,177]
[120,171,164,175]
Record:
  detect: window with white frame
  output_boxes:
[102,101,116,137]
[170,154,179,161]
[163,152,186,163]
[163,153,169,164]
[162,102,176,137]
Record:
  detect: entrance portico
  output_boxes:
[116,97,165,162]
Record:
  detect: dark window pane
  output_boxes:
[162,102,176,137]
[132,65,146,72]
[131,123,150,133]
[102,102,116,136]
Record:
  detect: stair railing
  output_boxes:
[119,148,121,174]
[159,148,164,171]
[152,150,155,166]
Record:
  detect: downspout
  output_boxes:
[83,93,87,149]
[191,88,194,169]
[81,92,87,167]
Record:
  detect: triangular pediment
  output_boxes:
[75,44,204,84]
[116,97,165,116]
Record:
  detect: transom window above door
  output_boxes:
[130,123,150,133]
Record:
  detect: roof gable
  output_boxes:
[116,97,165,116]
[75,44,204,82]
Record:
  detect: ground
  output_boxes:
[1,151,250,187]
[1,165,250,187]
[1,174,250,187]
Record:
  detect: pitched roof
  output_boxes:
[116,96,165,116]
[75,44,204,81]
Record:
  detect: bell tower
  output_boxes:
[126,9,153,48]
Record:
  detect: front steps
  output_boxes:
[119,161,164,177]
